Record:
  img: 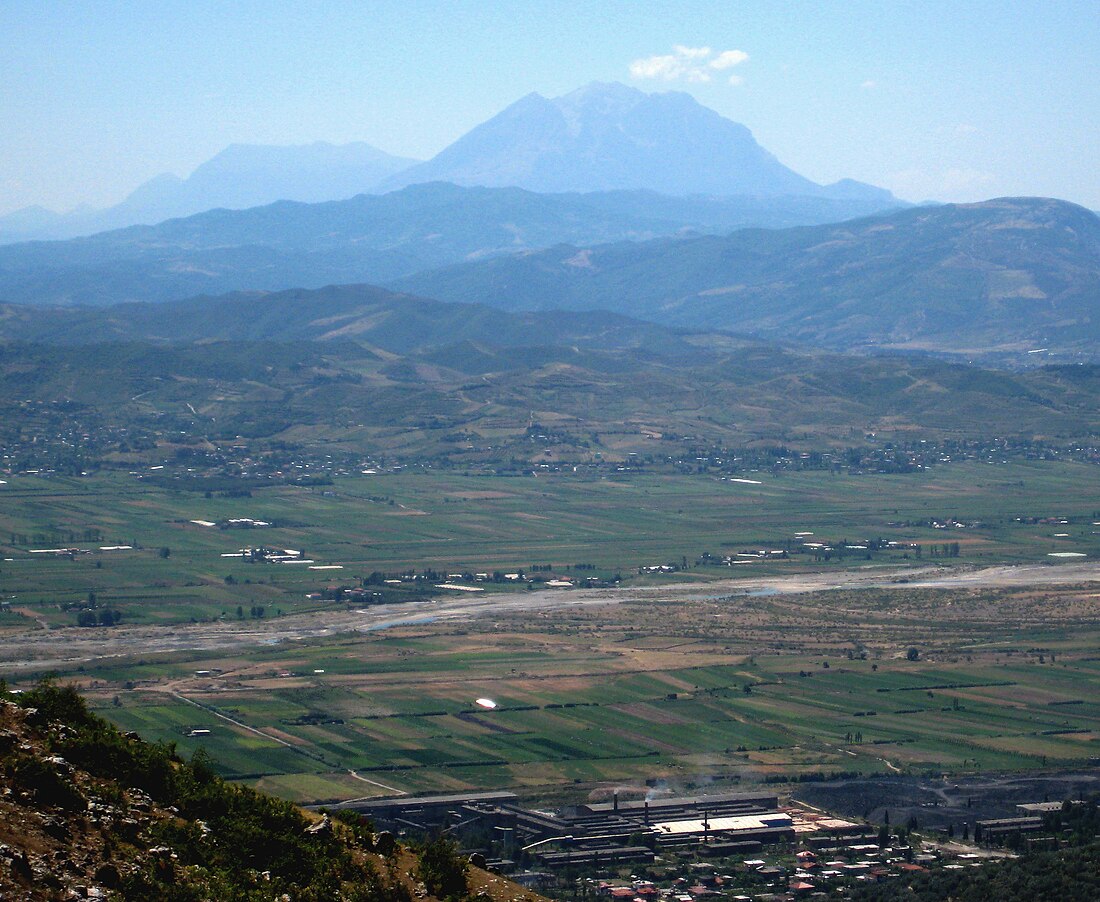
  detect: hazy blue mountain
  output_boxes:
[0,182,904,307]
[0,205,66,241]
[0,82,900,245]
[381,82,897,202]
[0,142,418,242]
[395,197,1100,361]
[0,283,701,358]
[117,142,419,219]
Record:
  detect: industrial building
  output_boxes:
[324,789,796,866]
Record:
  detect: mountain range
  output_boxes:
[0,182,904,307]
[396,197,1100,361]
[1,82,1096,364]
[0,82,897,243]
[0,142,417,243]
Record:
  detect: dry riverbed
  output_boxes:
[3,561,1100,672]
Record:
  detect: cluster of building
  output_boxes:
[320,788,1055,898]
[220,546,313,564]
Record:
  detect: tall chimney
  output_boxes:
[644,800,650,825]
[613,791,619,812]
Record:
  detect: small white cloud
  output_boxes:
[860,80,877,90]
[954,123,978,137]
[711,49,749,70]
[727,74,744,86]
[630,45,748,85]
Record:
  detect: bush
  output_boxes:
[416,835,469,900]
[9,756,86,811]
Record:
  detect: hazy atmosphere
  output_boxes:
[3,0,1098,215]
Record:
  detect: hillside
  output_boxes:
[0,183,903,308]
[396,197,1100,362]
[4,327,1100,476]
[0,682,538,901]
[382,82,896,201]
[0,284,696,356]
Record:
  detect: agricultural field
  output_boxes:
[2,458,1099,631]
[51,575,1100,807]
[1,458,1098,807]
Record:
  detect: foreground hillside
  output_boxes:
[397,197,1100,362]
[0,682,537,902]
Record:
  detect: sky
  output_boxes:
[2,0,1098,216]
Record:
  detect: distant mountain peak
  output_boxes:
[381,81,890,200]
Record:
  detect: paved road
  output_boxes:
[3,561,1099,672]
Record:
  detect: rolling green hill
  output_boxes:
[4,283,1100,470]
[3,329,1100,471]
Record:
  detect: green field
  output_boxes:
[61,583,1100,806]
[3,459,1099,805]
[2,459,1099,628]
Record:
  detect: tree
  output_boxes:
[906,647,920,661]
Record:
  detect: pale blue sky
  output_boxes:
[2,1,1098,215]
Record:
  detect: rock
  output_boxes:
[11,850,33,880]
[42,815,71,841]
[305,814,332,837]
[93,862,121,888]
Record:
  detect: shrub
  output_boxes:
[416,835,469,900]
